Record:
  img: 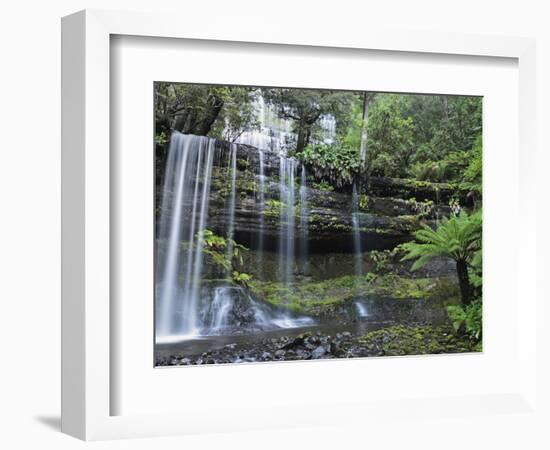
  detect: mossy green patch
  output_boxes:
[310,180,335,192]
[249,273,459,316]
[262,199,283,219]
[355,325,479,356]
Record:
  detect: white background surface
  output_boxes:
[1,0,548,449]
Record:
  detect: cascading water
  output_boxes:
[156,133,216,337]
[234,92,336,155]
[299,164,309,274]
[279,157,297,286]
[207,286,234,332]
[355,301,369,318]
[319,114,336,144]
[256,150,266,276]
[224,144,238,274]
[156,131,315,341]
[198,285,313,336]
[351,183,363,278]
[235,94,294,154]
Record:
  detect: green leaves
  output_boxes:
[298,142,361,187]
[400,210,482,306]
[447,301,482,340]
[400,210,482,270]
[460,135,482,201]
[198,229,250,279]
[365,94,415,178]
[232,271,252,288]
[200,229,226,249]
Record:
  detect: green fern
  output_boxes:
[400,210,481,304]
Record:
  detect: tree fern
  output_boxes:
[400,210,482,304]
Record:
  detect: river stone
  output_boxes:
[330,342,342,355]
[311,346,326,359]
[260,352,273,361]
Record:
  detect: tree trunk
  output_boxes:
[456,259,472,306]
[359,92,370,169]
[174,110,191,132]
[196,96,224,136]
[296,121,309,153]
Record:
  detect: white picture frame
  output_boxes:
[61,9,538,441]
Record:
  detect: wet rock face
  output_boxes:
[157,139,458,254]
[349,296,449,323]
[197,282,313,335]
[240,247,456,282]
[198,284,259,333]
[200,142,457,254]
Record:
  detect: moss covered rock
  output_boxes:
[355,325,480,356]
[249,273,459,320]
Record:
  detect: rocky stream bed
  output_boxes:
[156,323,479,366]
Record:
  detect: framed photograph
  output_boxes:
[152,82,483,367]
[62,9,538,441]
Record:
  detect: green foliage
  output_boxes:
[297,142,361,186]
[460,135,482,201]
[369,248,402,274]
[156,84,482,191]
[406,95,482,163]
[406,197,435,219]
[262,199,283,218]
[468,249,482,299]
[360,93,481,184]
[249,273,456,317]
[400,210,482,305]
[232,271,252,288]
[365,272,378,283]
[447,300,482,340]
[358,194,370,211]
[400,210,482,271]
[210,88,261,142]
[365,94,415,178]
[262,88,359,152]
[155,131,168,146]
[199,229,249,278]
[357,325,478,355]
[154,82,258,138]
[409,151,469,182]
[310,180,334,192]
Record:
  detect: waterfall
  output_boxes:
[156,132,216,337]
[279,157,296,286]
[233,91,336,156]
[224,144,238,274]
[156,132,315,341]
[208,286,234,331]
[351,183,363,278]
[235,94,294,155]
[319,114,336,144]
[299,164,309,274]
[256,150,266,276]
[355,301,369,318]
[198,285,313,336]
